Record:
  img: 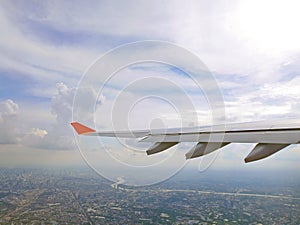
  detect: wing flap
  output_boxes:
[185,142,230,159]
[146,142,178,155]
[244,143,289,163]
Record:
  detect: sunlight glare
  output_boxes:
[234,0,300,53]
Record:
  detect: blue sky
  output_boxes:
[1,0,300,181]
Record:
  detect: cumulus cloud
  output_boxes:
[34,82,92,150]
[42,82,104,150]
[52,82,104,126]
[0,99,18,122]
[30,128,48,138]
[0,99,50,146]
[0,99,19,144]
[0,83,105,150]
[51,82,75,125]
[22,128,48,148]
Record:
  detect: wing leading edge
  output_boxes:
[71,121,300,163]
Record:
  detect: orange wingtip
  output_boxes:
[70,122,96,135]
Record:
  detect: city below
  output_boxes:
[0,168,299,224]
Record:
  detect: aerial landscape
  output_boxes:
[1,0,300,224]
[1,168,300,224]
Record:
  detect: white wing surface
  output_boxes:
[71,120,300,163]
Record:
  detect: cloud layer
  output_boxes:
[0,0,300,169]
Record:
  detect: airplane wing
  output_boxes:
[71,120,300,163]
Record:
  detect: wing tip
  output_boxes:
[70,122,96,135]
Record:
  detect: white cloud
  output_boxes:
[45,82,104,150]
[0,1,300,168]
[0,99,18,122]
[30,128,48,138]
[224,75,300,122]
[1,0,299,89]
[51,82,75,125]
[3,1,179,38]
[0,3,99,92]
[0,99,19,144]
[22,128,48,148]
[0,83,105,150]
